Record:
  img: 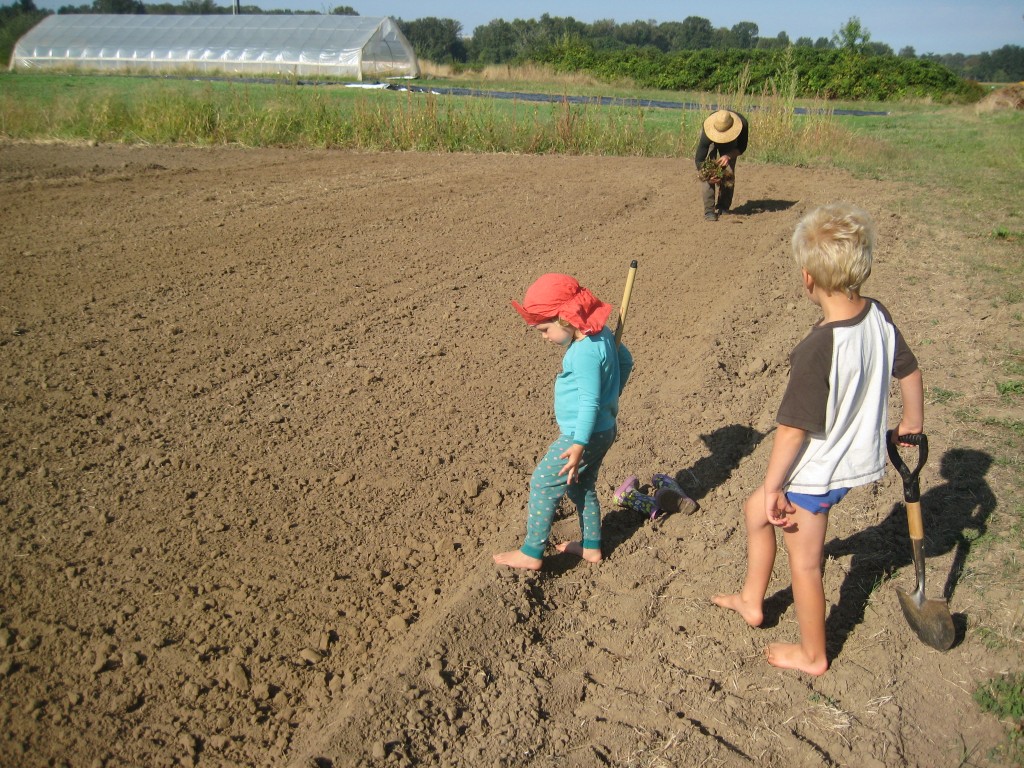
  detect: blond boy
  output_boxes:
[713,203,924,675]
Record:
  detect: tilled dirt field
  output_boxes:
[0,142,1021,767]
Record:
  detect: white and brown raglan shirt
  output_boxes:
[777,299,919,495]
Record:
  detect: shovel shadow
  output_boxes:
[818,448,996,657]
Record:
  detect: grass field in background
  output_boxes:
[2,72,1021,207]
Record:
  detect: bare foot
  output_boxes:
[555,541,602,564]
[710,593,764,627]
[493,550,542,571]
[765,642,829,676]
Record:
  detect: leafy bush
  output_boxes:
[534,42,985,102]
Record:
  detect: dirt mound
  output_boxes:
[976,83,1024,111]
[0,143,1018,767]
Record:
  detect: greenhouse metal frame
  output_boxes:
[10,14,419,80]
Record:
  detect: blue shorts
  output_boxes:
[786,487,850,514]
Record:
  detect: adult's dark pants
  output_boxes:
[700,156,738,215]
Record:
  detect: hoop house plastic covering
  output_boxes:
[10,14,419,79]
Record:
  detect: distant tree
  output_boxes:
[674,15,713,50]
[181,0,216,12]
[866,41,893,56]
[833,16,871,54]
[813,37,832,49]
[588,18,615,37]
[614,19,656,48]
[985,44,1024,80]
[899,46,916,58]
[648,20,679,51]
[588,18,627,53]
[729,21,759,49]
[536,13,588,47]
[397,16,465,63]
[794,36,813,47]
[91,0,144,11]
[468,18,518,64]
[1,0,49,66]
[330,5,356,14]
[756,30,790,50]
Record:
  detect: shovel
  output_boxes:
[886,431,955,651]
[614,260,638,348]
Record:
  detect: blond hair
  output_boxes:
[792,203,875,296]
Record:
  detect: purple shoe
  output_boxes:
[613,475,639,505]
[652,474,699,516]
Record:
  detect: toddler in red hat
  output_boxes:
[494,274,634,570]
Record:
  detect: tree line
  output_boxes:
[3,0,1022,84]
[395,14,1022,84]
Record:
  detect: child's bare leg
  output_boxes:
[712,487,777,627]
[555,541,602,563]
[493,550,543,570]
[767,506,829,675]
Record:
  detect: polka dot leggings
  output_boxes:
[520,427,617,559]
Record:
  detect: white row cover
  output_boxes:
[10,14,419,79]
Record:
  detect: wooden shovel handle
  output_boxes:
[905,499,924,541]
[614,260,638,348]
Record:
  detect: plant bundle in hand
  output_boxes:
[697,158,734,188]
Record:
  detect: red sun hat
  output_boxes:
[511,273,612,336]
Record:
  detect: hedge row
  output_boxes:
[533,41,986,103]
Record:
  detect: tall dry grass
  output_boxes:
[418,59,612,90]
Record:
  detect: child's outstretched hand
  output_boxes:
[558,444,585,484]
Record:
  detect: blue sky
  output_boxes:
[34,1,1023,54]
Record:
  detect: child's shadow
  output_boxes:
[672,423,767,503]
[600,424,766,558]
[763,448,996,653]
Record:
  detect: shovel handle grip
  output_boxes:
[886,431,928,504]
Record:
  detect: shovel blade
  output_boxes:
[897,588,955,651]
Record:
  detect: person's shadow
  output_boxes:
[595,424,766,560]
[762,448,996,654]
[728,199,797,216]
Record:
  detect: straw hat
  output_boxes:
[703,110,743,143]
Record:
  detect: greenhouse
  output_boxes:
[10,14,419,79]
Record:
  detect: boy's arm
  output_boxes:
[763,424,807,526]
[894,368,924,445]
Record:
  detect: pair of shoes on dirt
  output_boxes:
[613,473,699,520]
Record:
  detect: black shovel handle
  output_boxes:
[886,431,928,504]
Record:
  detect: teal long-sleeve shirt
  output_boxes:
[554,327,634,446]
